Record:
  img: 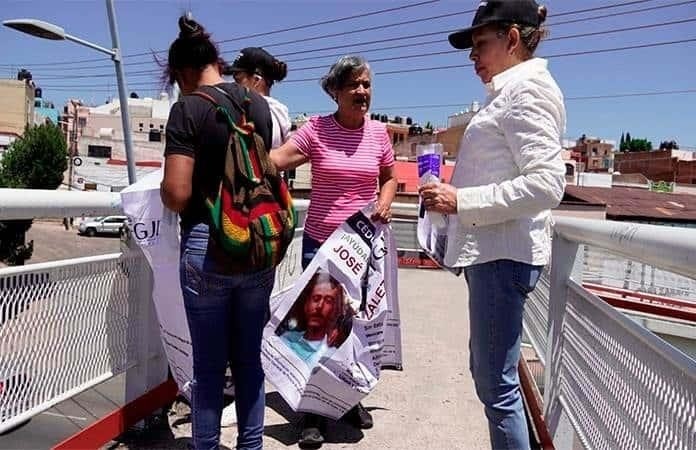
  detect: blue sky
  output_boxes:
[1,0,695,147]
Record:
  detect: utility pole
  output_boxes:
[106,0,136,184]
[68,101,78,191]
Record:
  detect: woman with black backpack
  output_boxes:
[160,15,277,450]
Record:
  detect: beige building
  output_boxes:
[0,79,35,139]
[568,135,615,172]
[63,93,174,162]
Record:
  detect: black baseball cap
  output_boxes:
[223,47,274,77]
[448,0,541,50]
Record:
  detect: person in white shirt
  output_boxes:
[419,2,565,449]
[223,47,291,148]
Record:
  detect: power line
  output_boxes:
[218,9,476,55]
[1,8,470,73]
[282,18,696,73]
[282,37,696,81]
[548,0,696,26]
[139,0,676,58]
[15,0,696,79]
[289,89,696,115]
[551,0,657,17]
[19,0,696,88]
[565,89,696,100]
[129,0,441,57]
[27,6,696,83]
[0,0,668,70]
[250,0,694,66]
[280,5,696,63]
[0,0,441,67]
[38,37,696,91]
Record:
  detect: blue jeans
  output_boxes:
[301,234,323,270]
[464,259,542,450]
[180,223,275,450]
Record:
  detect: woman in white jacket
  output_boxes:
[223,47,291,148]
[419,2,565,449]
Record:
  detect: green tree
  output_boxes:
[1,123,68,189]
[627,138,653,152]
[0,123,68,265]
[619,132,626,151]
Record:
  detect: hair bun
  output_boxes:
[178,13,205,38]
[538,5,548,24]
[272,60,288,82]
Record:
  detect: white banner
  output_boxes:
[261,205,402,419]
[416,202,463,276]
[120,170,194,398]
[121,177,401,413]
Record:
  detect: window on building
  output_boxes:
[88,145,112,158]
[78,118,87,128]
[565,164,575,176]
[159,124,164,130]
[397,182,406,192]
[148,129,162,142]
[592,147,598,155]
[149,124,154,129]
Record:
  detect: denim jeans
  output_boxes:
[180,223,275,450]
[464,259,543,450]
[301,234,323,270]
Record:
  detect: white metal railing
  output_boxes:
[0,189,309,434]
[0,253,145,430]
[583,246,696,301]
[525,217,696,450]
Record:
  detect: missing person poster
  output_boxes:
[122,177,400,414]
[416,203,463,276]
[120,169,194,398]
[261,205,402,419]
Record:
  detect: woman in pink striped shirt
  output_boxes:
[270,55,397,448]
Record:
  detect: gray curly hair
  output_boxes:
[320,55,371,101]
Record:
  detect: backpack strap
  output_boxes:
[208,86,273,180]
[189,90,239,186]
[190,87,268,184]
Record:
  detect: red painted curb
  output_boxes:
[52,379,178,450]
[519,357,555,450]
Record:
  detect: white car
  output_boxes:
[77,216,127,237]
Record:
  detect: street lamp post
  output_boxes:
[4,0,137,184]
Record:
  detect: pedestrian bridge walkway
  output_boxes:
[0,189,694,450]
[110,269,490,450]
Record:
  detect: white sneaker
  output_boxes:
[220,402,237,428]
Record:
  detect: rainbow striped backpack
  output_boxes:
[191,87,296,271]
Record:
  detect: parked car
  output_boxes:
[77,216,127,237]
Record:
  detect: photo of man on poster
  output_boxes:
[276,271,355,367]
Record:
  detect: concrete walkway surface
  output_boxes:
[106,268,490,450]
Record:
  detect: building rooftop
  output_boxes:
[393,161,455,193]
[90,93,173,120]
[564,185,696,223]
